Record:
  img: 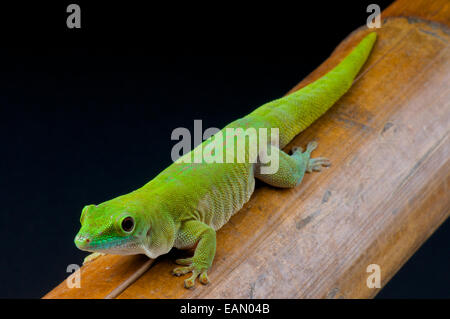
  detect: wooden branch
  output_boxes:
[44,0,450,299]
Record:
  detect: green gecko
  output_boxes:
[75,32,377,289]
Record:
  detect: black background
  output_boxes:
[0,1,448,298]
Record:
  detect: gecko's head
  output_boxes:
[74,198,176,258]
[74,202,148,255]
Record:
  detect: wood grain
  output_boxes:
[43,0,450,299]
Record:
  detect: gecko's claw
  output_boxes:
[172,261,210,288]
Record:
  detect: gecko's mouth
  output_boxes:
[74,232,138,254]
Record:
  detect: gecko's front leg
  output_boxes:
[172,220,216,289]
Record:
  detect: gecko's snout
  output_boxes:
[74,233,92,250]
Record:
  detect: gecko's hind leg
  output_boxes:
[255,141,331,188]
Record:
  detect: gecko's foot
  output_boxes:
[172,258,210,288]
[298,141,330,173]
[306,157,331,173]
[83,252,106,265]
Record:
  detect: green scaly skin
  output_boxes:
[75,32,377,289]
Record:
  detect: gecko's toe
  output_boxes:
[184,278,196,289]
[306,141,318,152]
[307,157,331,173]
[175,257,193,266]
[184,269,200,289]
[198,271,210,285]
[83,252,106,265]
[183,269,210,288]
[172,266,193,276]
[173,261,211,289]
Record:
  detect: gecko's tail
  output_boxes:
[249,32,377,148]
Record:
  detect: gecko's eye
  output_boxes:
[121,216,135,233]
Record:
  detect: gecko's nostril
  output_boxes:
[74,234,92,250]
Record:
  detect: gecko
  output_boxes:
[75,32,377,289]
